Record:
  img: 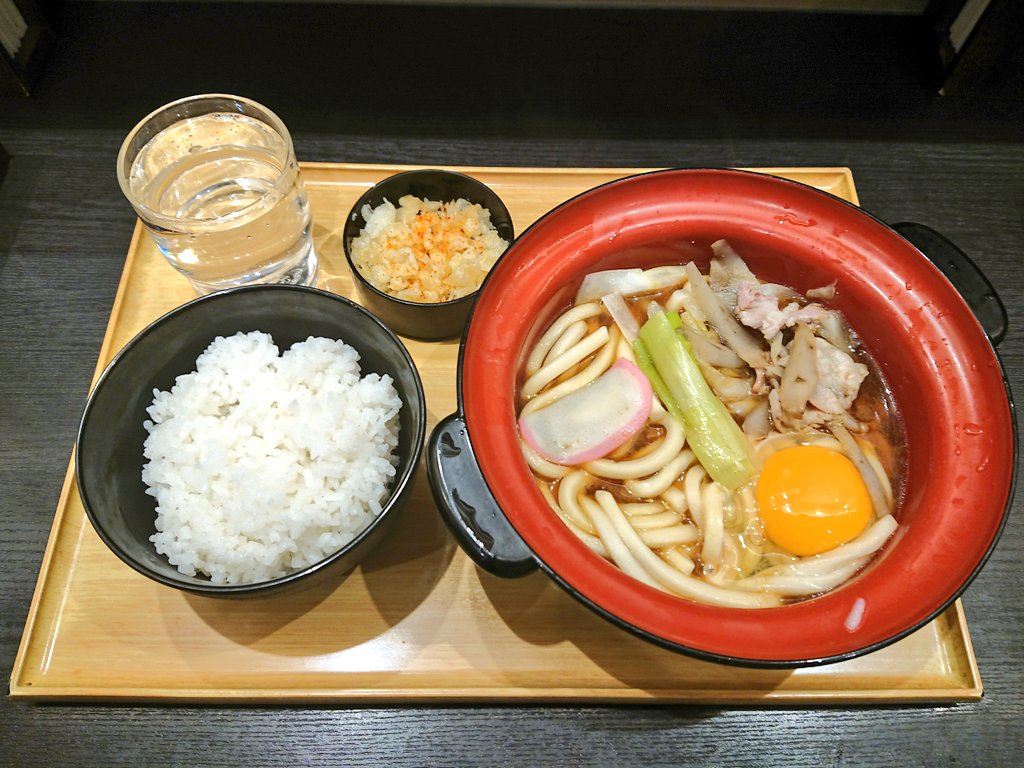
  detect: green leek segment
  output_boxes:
[633,340,686,428]
[635,310,757,490]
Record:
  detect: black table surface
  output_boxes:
[2,3,1022,765]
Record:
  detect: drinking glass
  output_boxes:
[116,94,318,294]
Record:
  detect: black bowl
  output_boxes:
[342,169,514,340]
[76,285,426,597]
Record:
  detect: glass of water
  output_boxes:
[116,94,318,294]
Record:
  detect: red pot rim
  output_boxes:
[460,168,1014,666]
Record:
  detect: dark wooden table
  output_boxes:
[2,3,1022,765]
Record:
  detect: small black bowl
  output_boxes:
[342,169,514,340]
[76,285,426,597]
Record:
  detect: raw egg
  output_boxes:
[756,444,872,557]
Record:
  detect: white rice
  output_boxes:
[141,331,403,585]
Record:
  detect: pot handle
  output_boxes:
[427,412,537,578]
[892,222,1007,347]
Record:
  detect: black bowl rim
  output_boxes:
[341,168,515,310]
[76,283,428,595]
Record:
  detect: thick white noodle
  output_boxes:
[731,487,766,579]
[736,535,765,578]
[831,422,892,518]
[733,485,757,531]
[731,515,897,597]
[754,431,842,460]
[519,327,618,416]
[700,482,726,567]
[627,510,683,530]
[567,522,610,559]
[525,302,602,376]
[585,411,685,479]
[537,479,558,508]
[683,465,707,530]
[521,325,610,398]
[621,501,670,516]
[625,449,695,498]
[704,537,742,586]
[615,335,638,364]
[638,526,700,548]
[732,558,869,597]
[538,481,609,558]
[661,485,688,514]
[861,441,895,507]
[775,514,898,577]
[556,470,597,534]
[664,287,688,314]
[593,491,780,608]
[582,496,666,591]
[661,546,696,575]
[546,320,588,363]
[520,440,570,479]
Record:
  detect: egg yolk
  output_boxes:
[756,445,872,557]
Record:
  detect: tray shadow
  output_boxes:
[476,565,796,696]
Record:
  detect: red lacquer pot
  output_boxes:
[426,169,1015,667]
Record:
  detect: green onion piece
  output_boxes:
[633,338,686,429]
[637,310,757,490]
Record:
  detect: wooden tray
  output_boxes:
[9,164,981,704]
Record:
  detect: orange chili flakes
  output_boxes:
[350,195,509,304]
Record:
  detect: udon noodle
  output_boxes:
[516,240,902,608]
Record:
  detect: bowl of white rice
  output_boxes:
[76,285,426,596]
[343,169,514,340]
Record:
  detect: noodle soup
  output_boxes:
[516,240,903,608]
